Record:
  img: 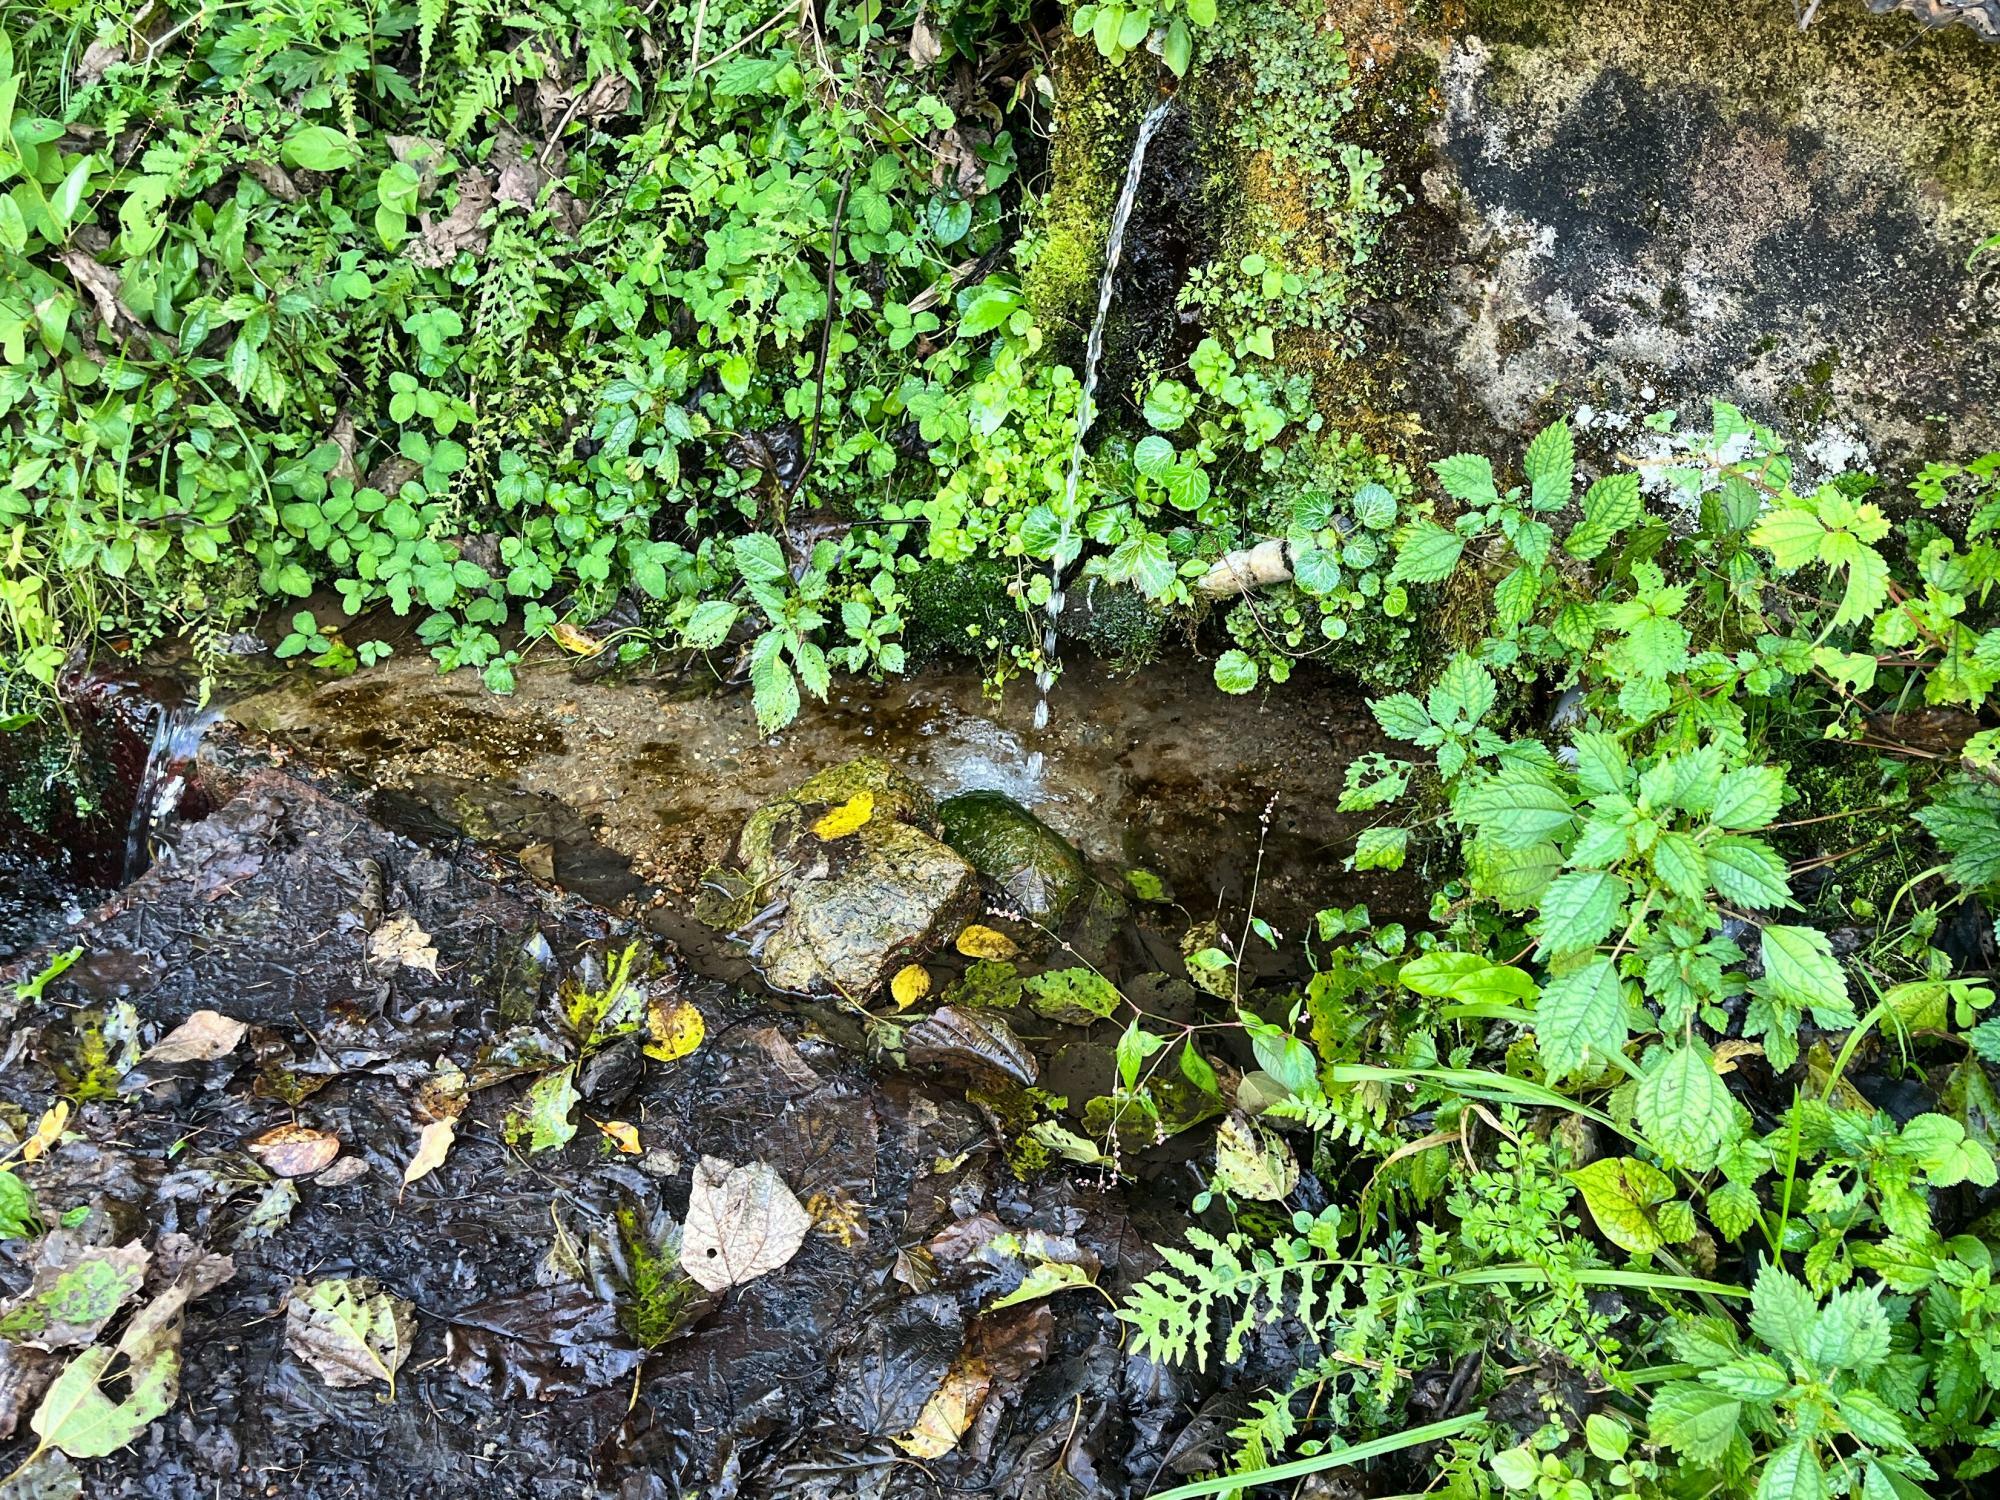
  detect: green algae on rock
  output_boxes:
[939,790,1091,927]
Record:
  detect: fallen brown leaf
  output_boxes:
[248,1125,341,1178]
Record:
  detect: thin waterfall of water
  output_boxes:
[1028,96,1175,778]
[123,701,219,881]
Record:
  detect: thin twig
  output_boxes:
[785,163,856,507]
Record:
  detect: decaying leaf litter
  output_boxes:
[0,757,1337,1497]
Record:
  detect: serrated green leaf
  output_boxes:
[1714,765,1786,830]
[1707,835,1793,909]
[1647,1380,1744,1464]
[1534,870,1625,959]
[1756,1441,1828,1500]
[1390,520,1465,585]
[1536,957,1628,1079]
[1638,1044,1733,1170]
[1757,925,1852,1027]
[1749,1264,1818,1362]
[1432,452,1499,507]
[1523,420,1574,511]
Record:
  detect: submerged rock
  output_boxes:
[939,790,1090,927]
[734,757,978,997]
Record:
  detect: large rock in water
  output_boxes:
[939,790,1089,927]
[736,757,977,996]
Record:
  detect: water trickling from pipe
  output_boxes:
[123,701,219,881]
[1028,96,1174,779]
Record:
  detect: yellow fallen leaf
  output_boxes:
[955,924,1018,960]
[1712,1039,1764,1075]
[21,1102,68,1164]
[593,1118,642,1154]
[811,791,874,840]
[890,964,932,1009]
[645,998,706,1062]
[402,1118,456,1192]
[549,621,604,657]
[896,1358,990,1458]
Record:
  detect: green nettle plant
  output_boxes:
[1102,410,2000,1497]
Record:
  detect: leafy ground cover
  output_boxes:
[5,1,2000,1498]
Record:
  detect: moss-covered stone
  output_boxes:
[939,790,1089,925]
[901,556,1032,666]
[732,758,978,998]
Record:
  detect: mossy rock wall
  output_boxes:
[1395,0,2000,469]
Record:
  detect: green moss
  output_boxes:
[902,556,1033,666]
[616,1205,699,1348]
[1057,579,1166,668]
[1023,36,1161,335]
[1777,748,1929,923]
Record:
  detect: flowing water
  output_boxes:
[122,699,220,880]
[1029,96,1176,777]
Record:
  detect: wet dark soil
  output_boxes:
[0,655,1405,1497]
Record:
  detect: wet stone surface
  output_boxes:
[0,769,1241,1498]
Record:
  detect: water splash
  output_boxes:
[1029,96,1175,779]
[123,701,219,881]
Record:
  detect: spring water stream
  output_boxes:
[1029,96,1176,778]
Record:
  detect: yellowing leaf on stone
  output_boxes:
[680,1156,811,1293]
[955,924,1018,961]
[811,791,875,840]
[1567,1156,1679,1256]
[645,999,705,1062]
[593,1117,642,1155]
[896,1360,989,1459]
[890,965,932,1010]
[401,1118,456,1193]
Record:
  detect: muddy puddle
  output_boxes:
[0,654,1404,1498]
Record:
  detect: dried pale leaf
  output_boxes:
[143,1010,247,1065]
[285,1278,415,1396]
[680,1157,811,1293]
[55,250,134,339]
[904,1006,1038,1086]
[644,999,705,1063]
[890,965,932,1010]
[593,1118,641,1155]
[955,924,1018,960]
[908,11,942,68]
[247,1125,341,1178]
[405,171,493,270]
[517,841,556,881]
[313,1156,370,1188]
[401,1118,456,1191]
[986,1260,1096,1310]
[812,791,874,840]
[367,914,439,976]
